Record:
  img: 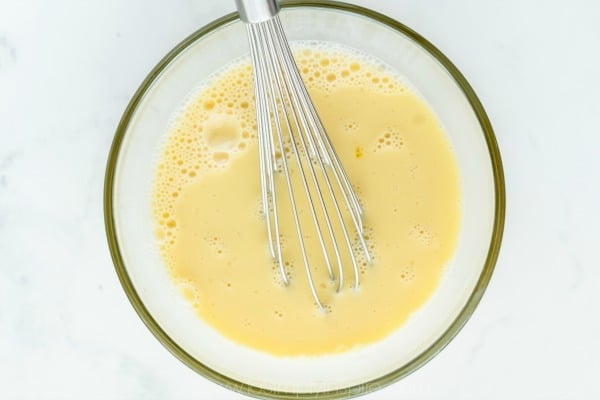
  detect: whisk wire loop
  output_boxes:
[244,13,372,308]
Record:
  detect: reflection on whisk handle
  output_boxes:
[235,0,280,23]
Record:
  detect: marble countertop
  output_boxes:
[1,0,599,398]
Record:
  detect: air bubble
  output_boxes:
[409,224,434,246]
[399,265,416,282]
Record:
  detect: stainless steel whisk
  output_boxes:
[235,0,371,308]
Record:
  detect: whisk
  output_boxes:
[235,0,371,308]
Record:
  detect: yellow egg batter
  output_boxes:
[152,46,460,356]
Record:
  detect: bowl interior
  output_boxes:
[107,3,503,396]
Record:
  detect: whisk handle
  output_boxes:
[235,0,280,23]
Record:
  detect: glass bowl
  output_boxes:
[104,1,505,398]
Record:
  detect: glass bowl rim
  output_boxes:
[103,1,506,398]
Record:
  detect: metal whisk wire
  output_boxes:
[237,0,371,308]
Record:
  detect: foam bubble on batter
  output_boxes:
[342,119,359,133]
[399,265,416,282]
[373,127,405,153]
[355,226,377,276]
[204,235,225,256]
[271,260,294,288]
[409,223,435,246]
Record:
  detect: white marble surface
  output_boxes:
[1,0,599,398]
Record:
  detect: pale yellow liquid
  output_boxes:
[153,47,460,356]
